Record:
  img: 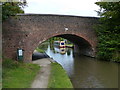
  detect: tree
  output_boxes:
[95,2,120,62]
[2,0,27,21]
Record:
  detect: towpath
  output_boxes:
[31,58,53,88]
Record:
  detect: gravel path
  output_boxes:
[31,58,53,88]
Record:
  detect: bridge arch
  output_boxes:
[2,14,99,62]
[31,33,94,61]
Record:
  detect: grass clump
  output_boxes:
[48,62,73,88]
[2,58,40,88]
[36,47,45,53]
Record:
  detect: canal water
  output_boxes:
[41,43,118,88]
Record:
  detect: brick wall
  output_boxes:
[2,14,99,62]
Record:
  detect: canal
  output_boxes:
[39,42,118,88]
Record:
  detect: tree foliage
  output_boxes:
[95,2,120,62]
[2,0,27,21]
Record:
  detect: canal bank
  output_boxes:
[31,58,52,88]
[34,40,119,88]
[31,58,73,88]
[44,44,119,88]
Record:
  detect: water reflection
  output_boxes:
[46,45,74,77]
[44,44,118,88]
[72,54,118,88]
[60,48,66,54]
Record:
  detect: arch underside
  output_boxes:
[37,34,95,58]
[55,34,95,57]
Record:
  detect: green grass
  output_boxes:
[2,59,40,88]
[48,63,73,88]
[65,43,74,48]
[36,47,45,53]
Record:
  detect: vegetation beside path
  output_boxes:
[2,59,40,88]
[48,62,73,88]
[2,58,73,88]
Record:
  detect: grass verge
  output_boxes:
[48,62,73,88]
[36,47,45,53]
[2,59,40,88]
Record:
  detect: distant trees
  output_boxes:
[95,2,120,62]
[2,0,27,21]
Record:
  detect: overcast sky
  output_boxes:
[24,0,100,17]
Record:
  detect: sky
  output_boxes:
[24,0,100,17]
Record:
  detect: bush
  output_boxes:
[95,2,120,62]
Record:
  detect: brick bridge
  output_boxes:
[3,14,99,62]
